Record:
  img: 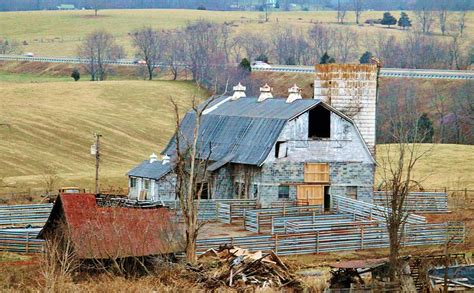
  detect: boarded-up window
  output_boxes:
[304,163,329,183]
[347,186,358,200]
[297,185,324,205]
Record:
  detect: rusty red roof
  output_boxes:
[39,193,184,259]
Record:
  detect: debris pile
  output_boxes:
[187,245,304,290]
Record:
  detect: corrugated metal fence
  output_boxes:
[373,191,449,213]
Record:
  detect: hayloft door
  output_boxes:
[297,163,330,206]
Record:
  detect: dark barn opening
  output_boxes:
[308,106,331,139]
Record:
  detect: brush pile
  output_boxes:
[186,244,304,290]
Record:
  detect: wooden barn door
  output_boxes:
[297,163,330,206]
[297,185,324,205]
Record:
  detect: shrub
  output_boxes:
[71,69,80,81]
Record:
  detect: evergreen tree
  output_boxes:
[381,12,397,28]
[416,113,434,143]
[71,68,80,81]
[397,12,412,30]
[239,58,251,72]
[320,52,335,64]
[359,51,373,64]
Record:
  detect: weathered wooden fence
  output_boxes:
[217,201,259,224]
[0,203,53,227]
[332,195,426,224]
[373,191,449,213]
[271,213,354,234]
[0,228,43,253]
[161,199,257,221]
[197,222,464,256]
[244,205,323,233]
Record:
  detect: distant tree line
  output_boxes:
[1,0,472,11]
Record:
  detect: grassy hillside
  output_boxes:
[0,76,472,196]
[0,9,472,57]
[376,144,474,190]
[0,78,206,192]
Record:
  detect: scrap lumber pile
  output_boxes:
[187,245,304,290]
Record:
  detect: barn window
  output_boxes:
[275,141,288,158]
[196,182,209,199]
[308,105,331,139]
[130,177,137,188]
[143,179,150,190]
[346,186,358,200]
[278,185,290,199]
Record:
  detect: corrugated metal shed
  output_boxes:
[127,160,172,180]
[162,96,322,166]
[38,194,183,259]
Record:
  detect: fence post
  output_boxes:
[229,204,233,224]
[257,213,260,234]
[26,231,29,253]
[275,234,279,254]
[283,206,286,216]
[243,209,246,229]
[312,211,315,223]
[271,217,274,235]
[316,231,320,253]
[360,226,364,250]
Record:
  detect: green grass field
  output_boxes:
[0,76,472,197]
[0,9,472,57]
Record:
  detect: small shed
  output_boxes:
[38,193,184,259]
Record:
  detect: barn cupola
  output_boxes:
[230,83,246,101]
[286,84,302,103]
[257,83,273,102]
[161,154,170,165]
[149,153,158,163]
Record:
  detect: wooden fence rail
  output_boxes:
[0,203,53,227]
[0,228,43,253]
[244,205,323,233]
[217,202,259,224]
[197,222,464,256]
[332,195,426,225]
[373,191,448,213]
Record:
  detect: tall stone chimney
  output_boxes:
[313,64,378,155]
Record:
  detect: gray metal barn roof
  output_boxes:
[127,160,172,180]
[161,96,322,167]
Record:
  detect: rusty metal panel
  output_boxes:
[40,194,183,259]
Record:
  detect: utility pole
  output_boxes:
[93,133,102,194]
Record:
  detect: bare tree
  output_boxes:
[78,30,124,81]
[437,2,449,36]
[183,21,230,91]
[415,0,435,34]
[334,28,359,63]
[131,27,165,80]
[352,0,364,25]
[163,31,186,81]
[0,38,21,54]
[457,5,468,37]
[171,95,217,263]
[378,116,432,283]
[233,32,271,62]
[308,24,335,62]
[336,0,348,24]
